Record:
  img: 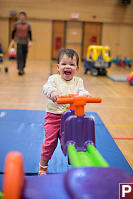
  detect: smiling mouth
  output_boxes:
[64,71,72,75]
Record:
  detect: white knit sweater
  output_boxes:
[43,74,90,114]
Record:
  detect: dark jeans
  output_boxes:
[17,44,28,70]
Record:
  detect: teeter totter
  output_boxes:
[1,95,133,199]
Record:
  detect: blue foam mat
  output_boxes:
[0,109,132,191]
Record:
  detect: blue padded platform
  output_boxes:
[0,109,132,191]
[0,109,70,175]
[86,112,132,173]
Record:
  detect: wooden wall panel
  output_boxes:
[0,19,9,54]
[0,0,133,24]
[0,0,133,60]
[66,22,82,59]
[102,23,133,59]
[82,22,102,59]
[28,20,52,60]
[52,21,65,59]
[9,16,17,43]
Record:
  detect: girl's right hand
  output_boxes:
[50,91,60,102]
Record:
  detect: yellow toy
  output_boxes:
[84,45,112,76]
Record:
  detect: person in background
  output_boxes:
[11,11,32,75]
[39,48,91,175]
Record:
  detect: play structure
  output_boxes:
[112,56,132,68]
[84,45,112,76]
[1,95,133,199]
[127,72,133,85]
[8,42,17,59]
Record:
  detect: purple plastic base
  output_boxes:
[22,167,133,199]
[63,115,95,155]
[60,110,75,154]
[60,110,75,136]
[64,167,133,199]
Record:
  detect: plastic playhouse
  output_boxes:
[84,45,112,76]
[127,72,133,85]
[1,95,133,199]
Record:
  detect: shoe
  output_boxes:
[38,170,47,176]
[18,69,24,76]
[21,69,25,75]
[18,70,23,75]
[38,164,48,176]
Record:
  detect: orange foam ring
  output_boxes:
[3,151,25,199]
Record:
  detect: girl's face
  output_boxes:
[57,54,79,81]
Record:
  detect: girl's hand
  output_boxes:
[50,91,60,102]
[79,92,91,97]
[84,93,91,97]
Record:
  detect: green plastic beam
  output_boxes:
[67,144,109,168]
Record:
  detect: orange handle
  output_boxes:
[86,97,102,103]
[56,96,102,115]
[60,94,78,110]
[57,98,73,104]
[57,96,102,104]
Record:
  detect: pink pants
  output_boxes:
[41,112,62,161]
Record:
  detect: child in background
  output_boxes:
[39,48,91,175]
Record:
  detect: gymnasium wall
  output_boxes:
[28,20,52,60]
[102,23,133,59]
[0,0,133,60]
[0,19,9,54]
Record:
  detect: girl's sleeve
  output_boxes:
[78,78,91,96]
[42,75,57,99]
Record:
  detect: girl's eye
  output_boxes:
[61,63,66,65]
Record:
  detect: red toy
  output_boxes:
[8,43,17,59]
[127,72,133,85]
